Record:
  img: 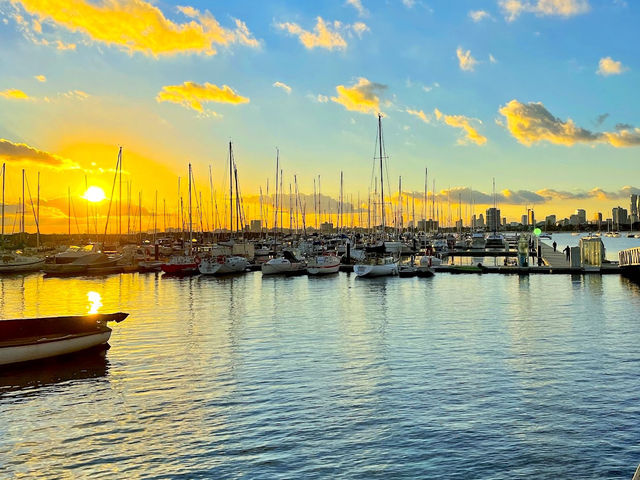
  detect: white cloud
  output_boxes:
[469,10,492,22]
[500,0,590,22]
[272,81,292,94]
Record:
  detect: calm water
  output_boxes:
[2,268,640,479]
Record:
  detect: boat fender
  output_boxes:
[194,255,201,264]
[217,255,225,264]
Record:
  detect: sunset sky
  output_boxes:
[0,0,638,232]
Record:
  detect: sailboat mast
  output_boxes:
[1,163,4,246]
[378,114,385,233]
[21,169,25,236]
[188,163,193,254]
[68,186,71,236]
[229,142,233,236]
[119,146,122,240]
[37,171,40,248]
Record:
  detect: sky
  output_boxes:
[0,0,639,233]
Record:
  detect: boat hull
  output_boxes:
[0,331,112,366]
[199,257,248,275]
[161,263,198,274]
[353,263,398,277]
[307,256,341,275]
[0,312,127,366]
[0,259,45,273]
[261,262,306,275]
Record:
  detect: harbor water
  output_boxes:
[2,269,640,478]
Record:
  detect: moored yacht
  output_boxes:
[261,250,306,275]
[0,252,45,273]
[353,256,398,277]
[198,255,248,275]
[307,253,340,275]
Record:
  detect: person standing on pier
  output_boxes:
[563,245,570,261]
[552,241,557,252]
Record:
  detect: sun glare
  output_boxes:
[83,186,106,203]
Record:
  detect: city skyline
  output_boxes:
[1,0,639,232]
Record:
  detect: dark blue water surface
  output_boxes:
[1,270,640,479]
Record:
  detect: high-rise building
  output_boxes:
[528,209,535,226]
[612,207,628,227]
[631,194,638,216]
[545,215,556,227]
[576,209,586,225]
[521,214,528,226]
[486,207,500,232]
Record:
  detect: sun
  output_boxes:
[83,186,106,203]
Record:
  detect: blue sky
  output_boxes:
[0,0,638,230]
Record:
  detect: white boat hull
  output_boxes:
[307,256,341,275]
[0,331,112,366]
[353,263,398,277]
[261,261,305,275]
[199,257,248,275]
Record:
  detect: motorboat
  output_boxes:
[198,255,248,275]
[160,254,200,275]
[398,264,418,277]
[261,250,306,275]
[43,253,122,276]
[417,255,440,276]
[0,312,128,366]
[470,232,486,250]
[307,253,341,275]
[485,233,508,250]
[353,256,398,277]
[51,244,102,264]
[0,251,45,273]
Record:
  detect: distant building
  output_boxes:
[486,207,500,232]
[250,219,262,232]
[320,222,334,233]
[631,194,638,217]
[528,209,535,226]
[570,214,580,226]
[576,209,586,225]
[545,215,556,227]
[521,214,528,226]
[417,219,438,231]
[612,207,628,227]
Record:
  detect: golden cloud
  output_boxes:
[597,57,627,76]
[434,108,487,145]
[11,0,259,56]
[406,108,430,123]
[276,17,367,50]
[499,99,640,147]
[500,0,590,21]
[34,74,46,82]
[456,47,477,71]
[0,139,79,169]
[156,81,249,112]
[331,77,386,115]
[0,89,30,99]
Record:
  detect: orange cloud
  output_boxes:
[34,74,46,82]
[277,17,365,50]
[499,99,640,147]
[0,89,30,99]
[434,108,487,145]
[331,77,386,115]
[11,0,259,56]
[156,81,249,113]
[0,139,79,169]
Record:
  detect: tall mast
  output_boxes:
[274,149,279,234]
[398,175,402,234]
[37,171,40,248]
[139,191,142,245]
[279,168,283,236]
[21,169,25,237]
[378,114,385,234]
[424,167,428,227]
[340,171,343,232]
[1,163,4,247]
[188,163,193,254]
[118,146,122,240]
[68,186,71,236]
[229,142,233,236]
[154,190,158,245]
[313,177,317,230]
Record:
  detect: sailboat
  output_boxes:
[161,163,199,275]
[354,114,398,278]
[199,142,248,275]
